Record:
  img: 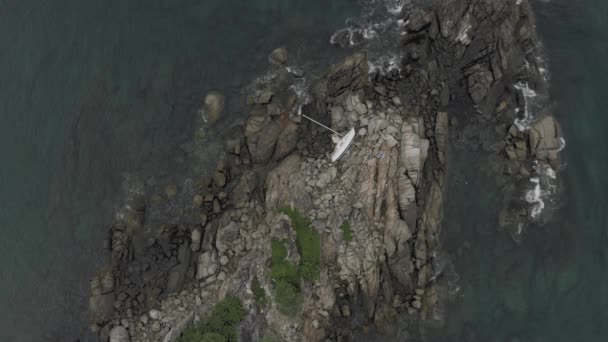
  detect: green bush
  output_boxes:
[279,207,321,280]
[274,279,303,317]
[178,297,245,342]
[268,208,320,317]
[251,275,267,308]
[260,328,281,342]
[269,238,302,316]
[340,221,353,242]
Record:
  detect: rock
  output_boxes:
[325,52,369,97]
[247,120,282,163]
[331,106,348,130]
[232,171,257,207]
[89,273,115,325]
[269,47,288,65]
[216,222,240,253]
[152,321,161,332]
[358,128,367,136]
[192,195,203,208]
[163,312,194,342]
[466,65,493,105]
[149,309,162,320]
[274,120,299,160]
[245,114,271,137]
[202,91,225,124]
[265,154,313,213]
[267,102,282,116]
[341,305,351,317]
[165,184,178,199]
[213,170,226,188]
[220,255,229,266]
[197,251,218,279]
[109,326,129,342]
[100,270,114,294]
[257,90,274,104]
[191,228,202,252]
[166,268,184,293]
[213,199,221,214]
[435,112,449,165]
[406,9,433,32]
[528,116,562,161]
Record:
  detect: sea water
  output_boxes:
[1,0,607,341]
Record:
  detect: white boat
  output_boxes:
[331,128,355,162]
[300,114,355,163]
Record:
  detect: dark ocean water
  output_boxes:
[0,0,606,341]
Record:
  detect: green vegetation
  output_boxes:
[279,207,321,280]
[269,238,302,316]
[267,208,320,316]
[260,329,281,342]
[251,275,267,308]
[340,220,353,242]
[178,297,245,342]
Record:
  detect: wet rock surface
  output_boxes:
[88,0,563,341]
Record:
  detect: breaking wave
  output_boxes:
[331,0,413,75]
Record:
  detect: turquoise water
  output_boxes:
[1,0,606,341]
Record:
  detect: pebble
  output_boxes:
[220,255,229,266]
[217,272,227,281]
[358,128,367,136]
[193,195,203,207]
[213,199,221,214]
[341,305,351,317]
[312,319,320,329]
[149,309,162,320]
[152,321,161,332]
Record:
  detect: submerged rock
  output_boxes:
[201,91,225,124]
[269,47,288,65]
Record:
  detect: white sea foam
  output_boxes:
[367,53,403,75]
[289,78,311,115]
[513,82,538,131]
[525,177,545,219]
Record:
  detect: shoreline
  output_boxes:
[89,0,566,341]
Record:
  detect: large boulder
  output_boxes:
[201,91,225,124]
[247,120,282,164]
[268,47,288,65]
[216,222,240,253]
[265,154,312,213]
[528,116,561,162]
[274,120,299,160]
[326,52,369,98]
[466,65,494,105]
[109,326,130,342]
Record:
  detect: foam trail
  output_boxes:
[513,82,538,131]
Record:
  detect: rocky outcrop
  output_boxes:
[265,154,312,213]
[528,115,562,162]
[87,0,563,340]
